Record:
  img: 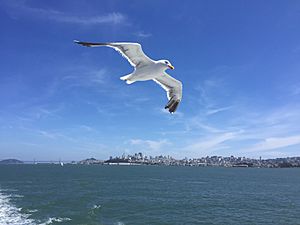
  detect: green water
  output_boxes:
[0,165,299,225]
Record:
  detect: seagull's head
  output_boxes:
[159,60,174,70]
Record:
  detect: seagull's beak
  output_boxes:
[168,65,175,70]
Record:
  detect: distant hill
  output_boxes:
[78,158,103,165]
[0,159,24,164]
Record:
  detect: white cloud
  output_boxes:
[5,1,126,26]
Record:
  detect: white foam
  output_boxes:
[28,209,38,213]
[0,191,34,225]
[115,222,125,225]
[40,217,71,225]
[92,204,101,209]
[11,194,24,198]
[0,188,18,192]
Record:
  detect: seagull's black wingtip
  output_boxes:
[74,40,84,46]
[73,40,92,47]
[165,100,180,114]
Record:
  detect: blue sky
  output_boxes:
[1,0,300,160]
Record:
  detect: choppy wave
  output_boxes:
[0,191,34,225]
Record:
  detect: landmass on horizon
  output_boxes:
[2,154,300,168]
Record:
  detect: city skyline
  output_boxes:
[1,1,300,160]
[2,152,300,169]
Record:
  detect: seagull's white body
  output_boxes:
[74,41,182,113]
[121,62,165,83]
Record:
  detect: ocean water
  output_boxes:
[0,165,299,225]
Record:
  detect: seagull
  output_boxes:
[74,40,182,113]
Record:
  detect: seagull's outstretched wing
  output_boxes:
[153,73,182,113]
[74,40,154,68]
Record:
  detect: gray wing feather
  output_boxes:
[153,72,182,113]
[74,40,153,68]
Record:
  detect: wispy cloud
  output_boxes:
[134,31,152,38]
[192,64,249,111]
[62,68,108,88]
[77,125,95,132]
[185,117,224,133]
[245,135,300,153]
[37,130,58,139]
[290,83,300,96]
[27,105,64,121]
[183,132,238,156]
[237,104,300,139]
[193,76,228,111]
[4,1,126,26]
[129,139,171,153]
[53,13,125,25]
[206,106,232,115]
[43,67,111,99]
[160,93,300,158]
[3,104,65,127]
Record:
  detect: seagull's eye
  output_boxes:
[164,61,168,64]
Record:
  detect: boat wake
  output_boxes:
[0,189,71,225]
[0,191,34,225]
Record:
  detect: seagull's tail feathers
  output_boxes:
[120,74,135,84]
